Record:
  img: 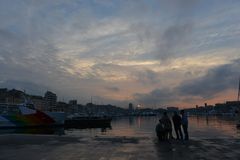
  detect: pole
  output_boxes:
[238,77,240,102]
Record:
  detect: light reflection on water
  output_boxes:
[66,115,240,139]
[189,116,239,138]
[0,116,239,139]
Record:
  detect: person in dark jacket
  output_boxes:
[180,110,189,140]
[172,111,183,140]
[155,119,165,141]
[160,112,173,140]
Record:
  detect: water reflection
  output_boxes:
[0,125,111,136]
[0,116,239,138]
[111,116,239,138]
[0,127,65,135]
[186,116,238,138]
[206,116,209,125]
[128,116,134,126]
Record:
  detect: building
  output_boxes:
[0,88,7,103]
[44,91,57,111]
[69,100,77,105]
[167,107,179,112]
[68,100,78,113]
[128,103,133,110]
[57,101,68,112]
[30,95,45,110]
[7,89,24,104]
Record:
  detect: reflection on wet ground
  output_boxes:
[1,134,240,160]
[0,127,65,135]
[0,116,240,159]
[154,138,240,160]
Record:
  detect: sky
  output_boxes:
[0,0,240,108]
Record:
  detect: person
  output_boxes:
[160,112,173,140]
[172,111,183,140]
[180,110,189,140]
[155,119,165,141]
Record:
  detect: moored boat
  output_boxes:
[0,102,65,128]
[64,114,112,129]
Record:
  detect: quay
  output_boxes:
[0,134,240,160]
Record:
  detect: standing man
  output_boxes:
[172,111,183,140]
[180,110,189,140]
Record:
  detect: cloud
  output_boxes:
[134,88,178,106]
[0,0,240,108]
[132,69,160,85]
[155,23,194,61]
[104,86,120,92]
[133,59,240,106]
[176,59,240,98]
[0,80,49,95]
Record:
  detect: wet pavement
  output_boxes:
[1,116,240,160]
[0,134,240,160]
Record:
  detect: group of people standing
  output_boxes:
[155,110,189,141]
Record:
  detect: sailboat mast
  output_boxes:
[238,77,240,102]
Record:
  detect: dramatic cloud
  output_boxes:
[0,0,240,107]
[134,88,178,106]
[177,59,240,99]
[134,59,240,107]
[155,23,194,61]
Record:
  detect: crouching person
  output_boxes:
[156,120,165,141]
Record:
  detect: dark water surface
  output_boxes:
[1,116,240,160]
[0,116,239,139]
[65,116,240,139]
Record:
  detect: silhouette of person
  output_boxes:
[160,112,173,140]
[180,110,189,140]
[155,119,164,141]
[172,111,183,140]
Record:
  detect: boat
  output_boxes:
[64,114,112,129]
[0,102,65,128]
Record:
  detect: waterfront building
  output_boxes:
[128,103,134,115]
[69,100,77,105]
[30,95,45,110]
[167,107,178,112]
[56,101,68,112]
[0,88,7,103]
[7,89,24,104]
[68,100,79,114]
[44,91,57,111]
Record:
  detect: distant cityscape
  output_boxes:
[0,88,239,117]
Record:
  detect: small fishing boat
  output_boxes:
[64,114,112,129]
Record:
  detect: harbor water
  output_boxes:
[0,116,240,160]
[1,115,239,138]
[65,115,240,139]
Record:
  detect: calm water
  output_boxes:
[66,115,240,139]
[1,116,240,139]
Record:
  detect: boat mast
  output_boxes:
[238,77,240,103]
